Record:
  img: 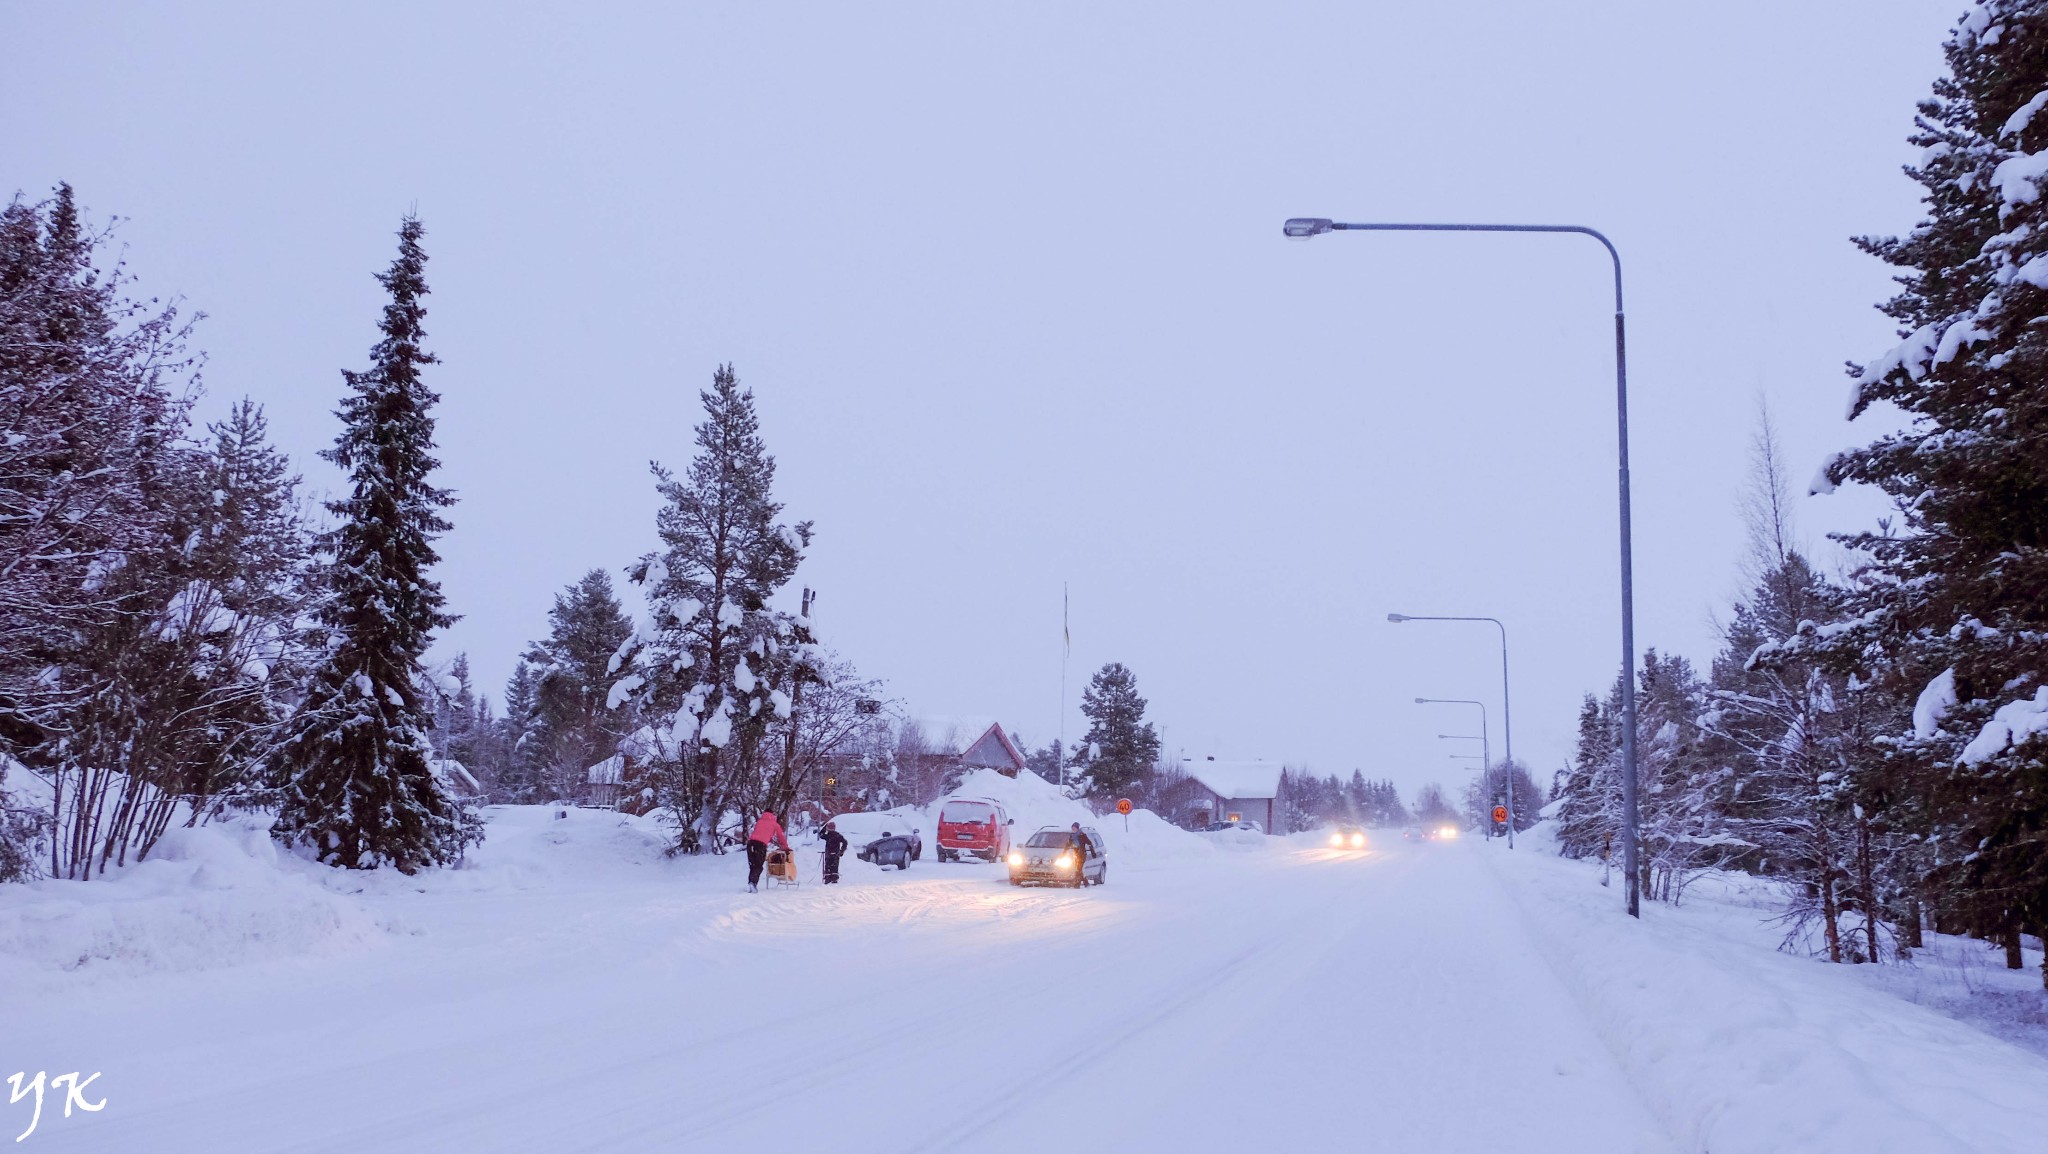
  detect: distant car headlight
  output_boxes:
[1328,833,1343,847]
[1350,833,1365,847]
[1055,852,1076,870]
[1439,826,1458,839]
[1007,851,1024,867]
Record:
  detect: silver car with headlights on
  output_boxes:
[1006,825,1107,887]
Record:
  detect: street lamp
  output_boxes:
[1415,697,1488,799]
[1389,613,1518,849]
[1302,218,1639,915]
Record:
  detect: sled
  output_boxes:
[765,847,800,887]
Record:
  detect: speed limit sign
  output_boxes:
[1115,798,1133,815]
[1492,805,1508,825]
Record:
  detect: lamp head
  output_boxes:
[1387,613,1408,623]
[1283,217,1334,240]
[1414,697,1429,705]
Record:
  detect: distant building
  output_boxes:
[430,758,483,802]
[585,753,626,808]
[955,722,1029,775]
[1186,759,1281,833]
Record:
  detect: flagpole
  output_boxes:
[1060,583,1069,791]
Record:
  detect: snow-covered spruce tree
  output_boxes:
[1070,662,1161,801]
[490,660,545,802]
[1814,0,2048,970]
[609,365,811,853]
[1553,654,1728,903]
[523,569,634,798]
[1709,556,1872,958]
[1553,690,1623,860]
[272,216,479,872]
[438,652,480,767]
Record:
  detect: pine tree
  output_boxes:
[1071,662,1161,800]
[493,660,545,802]
[441,653,480,766]
[1553,691,1622,860]
[272,216,478,871]
[609,365,811,852]
[525,569,635,798]
[1814,1,2048,971]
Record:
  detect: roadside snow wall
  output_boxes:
[1491,822,2048,1153]
[931,769,1214,864]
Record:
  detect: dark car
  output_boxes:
[831,810,923,865]
[857,832,916,870]
[1006,825,1107,887]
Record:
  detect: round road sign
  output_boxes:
[1492,805,1508,824]
[1116,797,1133,815]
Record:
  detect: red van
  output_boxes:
[935,797,1012,862]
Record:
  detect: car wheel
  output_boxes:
[896,856,910,871]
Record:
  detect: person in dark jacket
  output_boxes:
[820,820,849,884]
[1069,822,1095,883]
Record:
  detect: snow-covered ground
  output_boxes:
[5,798,2048,1152]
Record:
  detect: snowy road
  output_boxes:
[8,815,1674,1153]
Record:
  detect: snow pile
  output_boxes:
[1914,666,1957,739]
[0,812,383,987]
[1960,684,2048,764]
[932,769,1214,863]
[1202,824,1275,849]
[1493,824,2048,1153]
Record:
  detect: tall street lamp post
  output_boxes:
[1292,217,1638,914]
[1390,613,1517,848]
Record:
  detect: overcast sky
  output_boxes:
[4,1,1955,800]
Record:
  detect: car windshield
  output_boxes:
[1024,832,1073,849]
[940,802,993,823]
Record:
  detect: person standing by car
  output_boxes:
[746,808,788,893]
[1069,822,1095,883]
[820,820,849,885]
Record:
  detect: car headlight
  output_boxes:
[1350,833,1365,847]
[1439,826,1458,839]
[1007,851,1024,867]
[1055,852,1075,869]
[1328,833,1343,847]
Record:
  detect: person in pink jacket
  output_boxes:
[746,809,788,892]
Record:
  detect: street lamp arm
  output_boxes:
[1317,222,1622,314]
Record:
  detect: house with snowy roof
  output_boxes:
[430,758,483,802]
[1185,758,1281,833]
[585,753,626,808]
[955,722,1029,775]
[904,717,1031,776]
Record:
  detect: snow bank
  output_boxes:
[1493,823,2048,1153]
[930,769,1215,863]
[0,813,383,988]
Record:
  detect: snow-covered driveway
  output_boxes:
[6,815,1671,1153]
